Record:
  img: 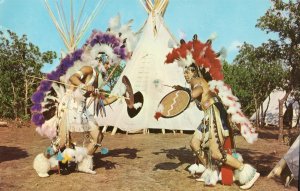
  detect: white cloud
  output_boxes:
[228,40,242,53]
[0,0,5,5]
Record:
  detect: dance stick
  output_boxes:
[162,84,174,88]
[27,75,129,99]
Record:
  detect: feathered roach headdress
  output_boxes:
[165,33,224,81]
[165,34,258,144]
[30,15,135,138]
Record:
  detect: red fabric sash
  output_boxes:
[221,137,233,185]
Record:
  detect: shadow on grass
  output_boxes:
[152,147,194,171]
[0,146,28,163]
[94,147,141,170]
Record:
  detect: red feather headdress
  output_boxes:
[165,35,224,81]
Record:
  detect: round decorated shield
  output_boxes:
[122,75,134,109]
[158,89,191,118]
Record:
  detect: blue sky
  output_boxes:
[0,0,273,72]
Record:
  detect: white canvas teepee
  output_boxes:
[250,90,299,127]
[96,0,203,133]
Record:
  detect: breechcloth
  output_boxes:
[194,97,234,166]
[57,89,98,147]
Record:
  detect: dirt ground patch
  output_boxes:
[0,122,298,191]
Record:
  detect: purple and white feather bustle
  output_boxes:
[31,27,131,137]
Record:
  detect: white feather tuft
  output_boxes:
[236,164,257,185]
[60,51,67,59]
[73,146,88,163]
[156,104,164,113]
[133,102,142,109]
[108,14,121,30]
[208,80,257,144]
[33,153,51,177]
[36,116,58,139]
[77,155,96,174]
[188,163,206,175]
[168,38,176,48]
[119,19,133,33]
[177,52,194,68]
[208,32,217,41]
[199,169,219,186]
[108,15,137,53]
[179,30,186,39]
[73,88,86,102]
[218,47,227,59]
[227,103,241,114]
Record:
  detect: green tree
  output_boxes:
[0,30,56,119]
[223,60,254,115]
[223,43,286,128]
[256,0,300,140]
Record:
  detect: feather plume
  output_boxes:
[188,163,206,175]
[217,47,227,59]
[208,32,217,41]
[133,102,142,109]
[198,169,219,186]
[108,14,121,30]
[209,80,258,144]
[168,38,176,48]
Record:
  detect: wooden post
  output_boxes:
[162,129,165,134]
[180,130,183,134]
[172,130,176,135]
[102,125,108,133]
[111,126,118,135]
[143,128,147,134]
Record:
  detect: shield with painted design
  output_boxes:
[157,89,191,118]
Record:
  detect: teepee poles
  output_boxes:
[140,0,169,15]
[75,0,106,46]
[44,0,106,52]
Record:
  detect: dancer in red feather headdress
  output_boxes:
[165,34,259,189]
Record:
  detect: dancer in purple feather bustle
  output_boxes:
[31,15,135,177]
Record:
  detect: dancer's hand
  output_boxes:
[172,85,184,90]
[84,85,95,92]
